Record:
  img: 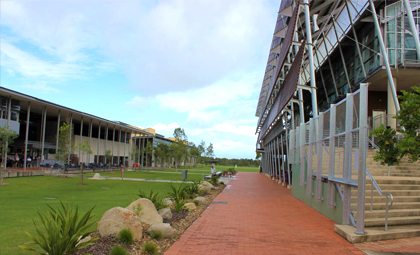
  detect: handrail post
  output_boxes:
[371,183,373,212]
[385,195,389,231]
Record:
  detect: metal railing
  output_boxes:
[366,169,394,231]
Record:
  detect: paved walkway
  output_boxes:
[165,172,365,255]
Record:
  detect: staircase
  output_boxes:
[351,149,420,228]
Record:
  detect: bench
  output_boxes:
[205,171,222,179]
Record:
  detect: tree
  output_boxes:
[206,143,214,158]
[144,142,154,168]
[104,149,113,169]
[130,146,140,170]
[155,143,169,167]
[198,140,206,164]
[76,140,92,184]
[54,122,73,168]
[0,126,18,185]
[172,128,189,168]
[189,142,201,167]
[256,152,261,160]
[369,85,420,169]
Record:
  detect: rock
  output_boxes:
[198,181,214,193]
[98,207,143,240]
[184,202,196,210]
[201,181,214,188]
[126,198,163,225]
[158,208,172,221]
[147,223,174,239]
[194,196,207,205]
[164,198,173,206]
[92,173,101,179]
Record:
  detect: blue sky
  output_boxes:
[0,0,279,159]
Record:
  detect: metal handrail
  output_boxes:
[366,169,394,231]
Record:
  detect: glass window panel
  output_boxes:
[405,33,415,49]
[405,49,417,60]
[388,49,396,65]
[351,0,368,13]
[348,2,358,20]
[387,33,396,48]
[326,27,337,48]
[336,8,351,35]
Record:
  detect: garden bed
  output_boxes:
[74,184,225,255]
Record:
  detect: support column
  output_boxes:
[4,98,11,170]
[369,0,400,112]
[112,128,115,165]
[123,131,126,167]
[281,134,286,184]
[56,110,61,158]
[141,138,144,169]
[41,107,47,165]
[303,0,318,117]
[68,113,72,164]
[119,128,122,165]
[79,117,83,162]
[89,119,92,163]
[97,123,101,163]
[24,102,31,171]
[387,77,398,129]
[286,128,291,187]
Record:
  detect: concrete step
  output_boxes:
[371,179,420,185]
[351,196,420,203]
[351,202,420,211]
[365,216,420,227]
[352,189,420,196]
[364,209,420,219]
[365,184,420,190]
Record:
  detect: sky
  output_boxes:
[0,0,279,159]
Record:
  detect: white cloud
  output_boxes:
[20,82,62,94]
[214,123,255,137]
[125,96,155,110]
[152,122,181,137]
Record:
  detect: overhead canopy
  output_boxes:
[260,41,305,139]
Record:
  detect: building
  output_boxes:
[255,0,420,239]
[0,87,155,170]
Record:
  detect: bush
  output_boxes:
[110,245,128,255]
[19,202,97,255]
[118,228,133,245]
[220,181,224,185]
[142,242,158,255]
[174,199,185,213]
[193,200,200,206]
[167,183,186,202]
[138,189,167,211]
[150,230,163,240]
[210,175,220,186]
[198,189,206,196]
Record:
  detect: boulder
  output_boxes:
[92,173,101,179]
[198,181,214,193]
[201,181,214,188]
[184,202,196,210]
[158,208,172,221]
[147,223,174,239]
[98,207,142,240]
[194,196,207,205]
[164,198,173,206]
[126,198,163,225]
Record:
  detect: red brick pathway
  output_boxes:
[165,172,365,255]
[355,236,420,253]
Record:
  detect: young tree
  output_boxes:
[104,149,113,169]
[54,122,73,169]
[198,140,206,164]
[370,85,420,171]
[76,140,92,184]
[0,126,18,185]
[256,152,261,160]
[172,128,189,168]
[155,143,169,167]
[144,142,154,168]
[189,142,201,167]
[206,143,214,158]
[130,146,140,170]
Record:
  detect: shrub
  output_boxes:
[138,189,167,211]
[210,175,220,186]
[150,230,163,240]
[193,200,200,206]
[198,189,206,196]
[19,202,97,255]
[174,199,185,213]
[167,183,186,202]
[220,181,224,185]
[118,228,133,245]
[142,242,158,255]
[110,245,128,255]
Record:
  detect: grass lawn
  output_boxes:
[0,176,184,255]
[145,165,259,173]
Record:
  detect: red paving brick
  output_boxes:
[165,172,365,255]
[355,236,420,253]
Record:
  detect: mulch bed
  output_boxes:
[74,185,225,255]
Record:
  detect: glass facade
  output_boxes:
[386,0,420,65]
